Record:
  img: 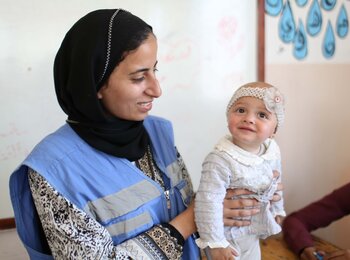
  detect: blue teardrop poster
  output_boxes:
[279,0,296,43]
[336,4,348,38]
[265,0,283,16]
[321,0,337,11]
[293,19,308,59]
[307,0,323,36]
[322,21,336,58]
[296,0,308,7]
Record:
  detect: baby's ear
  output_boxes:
[273,126,278,135]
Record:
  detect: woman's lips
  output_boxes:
[138,101,153,112]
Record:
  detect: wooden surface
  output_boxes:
[260,234,341,260]
[201,233,340,259]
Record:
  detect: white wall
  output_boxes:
[266,0,350,249]
[0,1,257,218]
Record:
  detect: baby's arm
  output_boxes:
[195,152,231,248]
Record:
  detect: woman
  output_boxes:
[10,9,270,259]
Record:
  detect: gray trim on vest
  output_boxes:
[106,211,152,237]
[166,162,181,185]
[85,180,161,222]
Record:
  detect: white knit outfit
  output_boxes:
[195,135,285,259]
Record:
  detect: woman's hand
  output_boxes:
[223,188,260,226]
[223,170,283,227]
[275,215,284,225]
[272,170,283,202]
[169,200,196,239]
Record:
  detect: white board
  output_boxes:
[0,0,257,218]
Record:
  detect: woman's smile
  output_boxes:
[137,100,153,112]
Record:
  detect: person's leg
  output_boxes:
[233,235,260,260]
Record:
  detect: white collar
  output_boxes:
[214,135,280,166]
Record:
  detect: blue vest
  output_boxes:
[10,115,200,259]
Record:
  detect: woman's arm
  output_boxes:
[169,199,196,240]
[29,170,183,259]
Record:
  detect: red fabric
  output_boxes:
[282,182,350,254]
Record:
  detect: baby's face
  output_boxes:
[227,96,277,152]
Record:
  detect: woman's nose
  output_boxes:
[146,76,162,98]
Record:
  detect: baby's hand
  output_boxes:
[208,247,237,260]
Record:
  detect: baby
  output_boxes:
[195,82,286,260]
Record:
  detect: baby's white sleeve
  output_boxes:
[194,153,231,248]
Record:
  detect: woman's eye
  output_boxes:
[132,76,145,83]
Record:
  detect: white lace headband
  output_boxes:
[226,86,285,129]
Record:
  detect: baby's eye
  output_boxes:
[235,108,245,113]
[258,112,268,119]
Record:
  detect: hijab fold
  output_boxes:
[54,9,152,161]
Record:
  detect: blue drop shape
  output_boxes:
[265,0,283,16]
[296,0,308,7]
[307,0,323,36]
[278,1,296,43]
[336,4,348,38]
[322,21,335,59]
[293,19,308,60]
[321,0,337,11]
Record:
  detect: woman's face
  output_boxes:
[97,34,161,121]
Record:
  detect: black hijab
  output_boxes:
[54,9,153,161]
